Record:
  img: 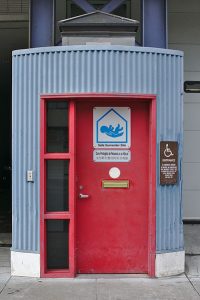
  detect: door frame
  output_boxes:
[40,93,156,277]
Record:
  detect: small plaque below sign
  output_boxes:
[102,180,129,189]
[93,150,130,162]
[160,141,178,185]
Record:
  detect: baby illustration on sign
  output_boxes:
[100,124,124,138]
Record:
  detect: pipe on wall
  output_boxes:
[30,0,54,47]
[141,0,167,48]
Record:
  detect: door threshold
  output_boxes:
[76,274,149,279]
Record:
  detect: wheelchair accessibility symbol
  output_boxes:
[164,144,174,158]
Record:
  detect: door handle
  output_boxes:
[79,193,89,199]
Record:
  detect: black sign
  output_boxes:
[160,141,178,185]
[184,81,200,93]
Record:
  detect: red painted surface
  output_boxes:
[76,100,150,274]
[68,101,76,276]
[148,99,156,277]
[40,98,46,277]
[40,98,75,278]
[40,94,156,277]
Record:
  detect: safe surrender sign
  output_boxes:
[93,107,131,149]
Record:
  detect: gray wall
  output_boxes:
[168,0,200,220]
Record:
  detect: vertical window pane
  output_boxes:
[47,101,68,152]
[47,220,69,269]
[46,160,69,211]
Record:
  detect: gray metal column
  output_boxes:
[142,0,167,48]
[30,0,54,47]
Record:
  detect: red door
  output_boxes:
[76,100,150,274]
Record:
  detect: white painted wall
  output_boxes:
[156,251,185,277]
[168,0,200,219]
[11,251,40,277]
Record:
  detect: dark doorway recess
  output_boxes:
[0,59,12,246]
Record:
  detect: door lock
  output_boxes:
[79,193,89,199]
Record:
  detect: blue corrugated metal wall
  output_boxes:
[12,45,183,253]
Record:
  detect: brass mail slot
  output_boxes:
[102,180,129,189]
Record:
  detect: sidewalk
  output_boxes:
[1,248,200,300]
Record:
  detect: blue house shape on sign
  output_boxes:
[96,108,128,144]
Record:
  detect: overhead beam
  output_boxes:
[101,0,126,13]
[141,0,167,48]
[71,0,95,13]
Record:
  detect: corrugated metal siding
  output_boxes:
[12,45,183,253]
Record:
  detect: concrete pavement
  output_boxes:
[1,248,200,300]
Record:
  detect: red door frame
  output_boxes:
[40,93,156,278]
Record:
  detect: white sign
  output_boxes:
[93,107,131,148]
[93,150,131,162]
[109,167,121,179]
